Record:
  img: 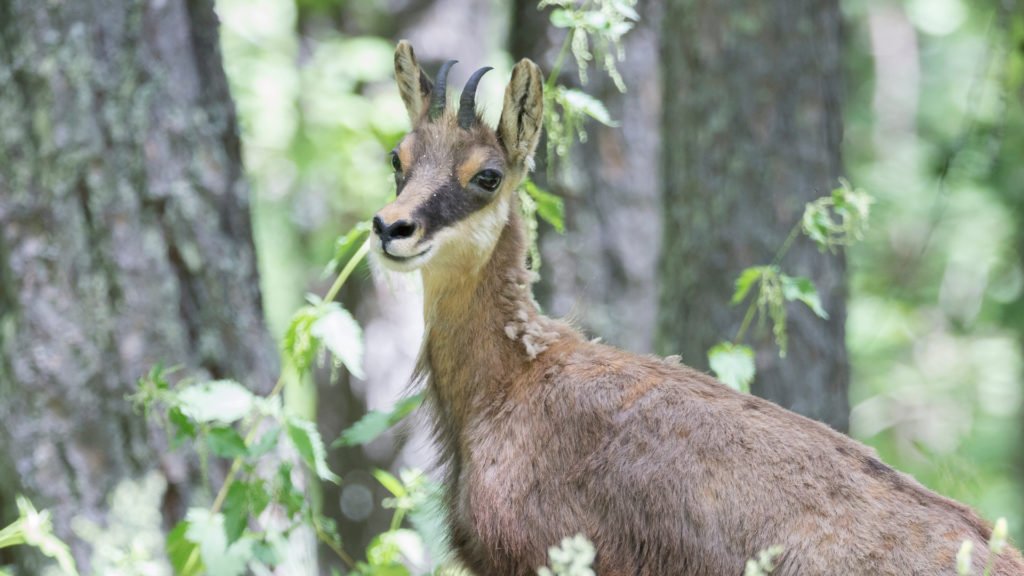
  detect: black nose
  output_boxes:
[372,216,418,242]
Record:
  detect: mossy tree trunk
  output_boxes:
[658,0,850,431]
[0,0,275,569]
[513,0,665,353]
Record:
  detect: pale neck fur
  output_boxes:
[419,198,566,430]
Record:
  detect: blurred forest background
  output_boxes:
[1,0,1023,573]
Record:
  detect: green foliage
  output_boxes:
[545,86,618,159]
[536,534,596,576]
[524,179,566,233]
[802,179,872,253]
[0,496,78,576]
[332,393,425,448]
[709,184,871,389]
[540,0,639,90]
[285,298,365,378]
[708,342,756,393]
[287,416,341,484]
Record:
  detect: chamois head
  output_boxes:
[371,41,544,273]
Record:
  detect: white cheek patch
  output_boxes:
[427,194,511,273]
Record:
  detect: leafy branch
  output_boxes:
[708,180,873,392]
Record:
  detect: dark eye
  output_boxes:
[390,152,402,173]
[472,169,502,192]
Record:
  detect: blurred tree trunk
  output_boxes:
[658,0,850,431]
[513,0,664,353]
[0,0,275,570]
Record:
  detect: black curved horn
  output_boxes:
[429,59,458,120]
[458,66,493,129]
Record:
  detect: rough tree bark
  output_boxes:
[0,0,275,569]
[513,0,664,353]
[658,0,850,431]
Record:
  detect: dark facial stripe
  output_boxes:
[413,175,493,241]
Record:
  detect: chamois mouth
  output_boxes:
[383,246,431,262]
[377,244,432,271]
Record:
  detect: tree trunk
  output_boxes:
[0,0,275,569]
[658,0,850,431]
[514,0,664,353]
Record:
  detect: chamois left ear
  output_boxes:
[498,58,544,170]
[394,40,432,124]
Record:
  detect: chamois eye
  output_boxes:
[390,152,402,173]
[472,169,502,192]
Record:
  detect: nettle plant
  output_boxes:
[707,178,873,392]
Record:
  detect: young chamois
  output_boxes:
[370,40,1024,576]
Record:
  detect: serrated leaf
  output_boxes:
[524,180,565,233]
[206,426,248,459]
[732,266,769,305]
[312,304,365,380]
[287,417,340,484]
[324,222,372,277]
[177,380,254,425]
[167,521,203,576]
[558,88,618,127]
[248,425,280,459]
[780,275,829,319]
[708,342,756,393]
[222,483,248,546]
[372,469,406,498]
[332,393,425,447]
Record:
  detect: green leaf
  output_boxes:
[558,87,618,127]
[732,266,769,305]
[708,342,756,393]
[283,305,321,373]
[549,8,575,28]
[248,425,280,459]
[523,180,566,233]
[324,222,372,277]
[247,479,271,518]
[168,407,196,448]
[177,380,254,425]
[311,303,365,379]
[206,426,249,459]
[287,417,341,484]
[780,275,829,319]
[275,464,304,517]
[251,539,278,566]
[333,393,425,447]
[372,469,406,498]
[222,483,248,546]
[183,508,252,576]
[167,521,203,576]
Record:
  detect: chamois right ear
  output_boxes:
[394,40,432,124]
[498,58,544,170]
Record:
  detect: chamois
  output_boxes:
[369,40,1024,575]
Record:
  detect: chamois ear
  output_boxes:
[395,40,432,124]
[498,58,544,170]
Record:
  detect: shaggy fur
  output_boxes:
[375,41,1024,575]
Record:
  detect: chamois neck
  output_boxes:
[419,199,563,426]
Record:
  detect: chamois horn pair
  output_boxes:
[428,59,493,129]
